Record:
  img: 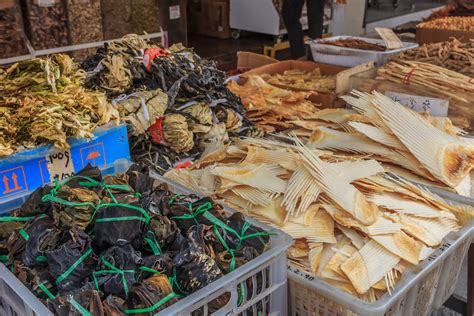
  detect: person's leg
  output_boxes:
[282,0,306,59]
[306,0,326,40]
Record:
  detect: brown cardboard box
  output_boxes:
[240,58,374,108]
[236,51,278,72]
[416,27,474,44]
[189,0,231,39]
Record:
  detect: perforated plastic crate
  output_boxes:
[288,202,473,316]
[0,165,292,316]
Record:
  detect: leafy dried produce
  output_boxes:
[84,35,261,172]
[263,68,336,93]
[2,165,272,314]
[165,134,472,302]
[394,38,474,76]
[0,54,118,156]
[320,38,387,51]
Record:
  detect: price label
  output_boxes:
[169,5,181,20]
[288,265,316,281]
[46,148,75,182]
[375,27,403,50]
[36,0,57,7]
[385,92,449,117]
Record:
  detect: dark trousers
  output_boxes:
[282,0,325,59]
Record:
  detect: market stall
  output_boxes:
[0,2,473,315]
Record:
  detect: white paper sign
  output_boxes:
[37,0,56,7]
[385,92,449,117]
[46,148,75,182]
[169,5,181,20]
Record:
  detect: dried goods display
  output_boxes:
[0,165,271,314]
[393,39,474,76]
[424,1,474,21]
[228,75,320,132]
[417,16,474,31]
[22,0,68,50]
[0,54,118,156]
[377,60,474,131]
[263,69,336,92]
[165,133,473,301]
[0,0,28,59]
[83,35,260,172]
[66,0,104,61]
[320,38,387,51]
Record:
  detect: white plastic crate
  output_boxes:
[310,36,418,67]
[288,214,473,315]
[0,166,293,316]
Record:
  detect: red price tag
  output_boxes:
[143,47,168,72]
[149,117,167,145]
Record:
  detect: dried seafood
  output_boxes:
[320,38,387,51]
[228,75,320,132]
[263,69,336,93]
[165,136,472,302]
[1,165,271,314]
[417,16,474,31]
[377,60,474,132]
[0,54,118,156]
[0,0,28,59]
[84,35,260,172]
[393,38,474,76]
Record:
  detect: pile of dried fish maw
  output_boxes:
[393,39,474,76]
[0,0,28,59]
[0,54,118,156]
[22,0,68,50]
[263,68,336,93]
[165,134,473,302]
[417,16,474,31]
[377,60,474,132]
[0,165,270,314]
[228,75,320,132]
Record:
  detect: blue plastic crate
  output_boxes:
[0,124,130,213]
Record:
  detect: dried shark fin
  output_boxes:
[341,240,400,295]
[294,136,379,225]
[367,91,474,187]
[348,121,405,150]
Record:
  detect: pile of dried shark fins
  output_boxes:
[164,133,473,301]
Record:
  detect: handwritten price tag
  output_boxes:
[375,27,403,50]
[46,148,75,182]
[36,0,57,7]
[385,92,449,117]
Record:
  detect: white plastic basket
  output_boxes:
[0,167,293,316]
[288,217,473,315]
[310,36,418,67]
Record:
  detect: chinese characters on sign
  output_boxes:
[385,92,449,117]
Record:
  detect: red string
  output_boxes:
[403,68,416,85]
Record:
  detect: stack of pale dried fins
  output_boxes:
[290,91,474,196]
[164,91,474,301]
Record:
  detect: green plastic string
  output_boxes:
[19,229,29,241]
[36,255,47,263]
[37,282,57,299]
[92,256,135,296]
[68,297,93,316]
[0,215,37,222]
[0,255,8,262]
[95,216,148,223]
[124,292,177,314]
[138,266,161,275]
[238,283,245,306]
[167,194,182,205]
[143,232,162,255]
[56,248,93,285]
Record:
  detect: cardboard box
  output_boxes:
[240,58,374,108]
[236,51,278,72]
[0,124,130,204]
[189,0,231,39]
[416,27,474,44]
